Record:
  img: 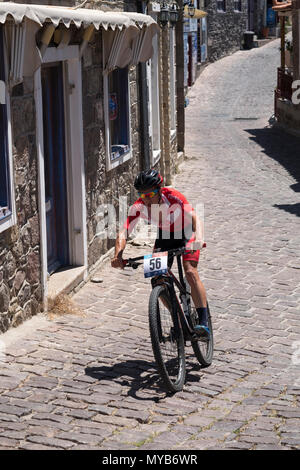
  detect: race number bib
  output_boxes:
[144,252,168,278]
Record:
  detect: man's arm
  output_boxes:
[111,199,143,269]
[190,211,205,250]
[111,229,127,269]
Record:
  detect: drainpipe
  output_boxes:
[176,0,185,153]
[137,0,151,171]
[280,15,286,69]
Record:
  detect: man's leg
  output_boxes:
[183,259,209,336]
[182,259,207,308]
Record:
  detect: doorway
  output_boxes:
[41,63,69,275]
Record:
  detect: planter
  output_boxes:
[262,27,269,38]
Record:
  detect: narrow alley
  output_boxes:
[0,38,299,451]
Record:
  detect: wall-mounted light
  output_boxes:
[159,1,170,27]
[169,1,179,25]
[188,1,196,17]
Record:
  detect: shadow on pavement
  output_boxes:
[245,126,300,216]
[85,358,202,400]
[274,203,300,217]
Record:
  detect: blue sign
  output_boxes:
[267,7,276,27]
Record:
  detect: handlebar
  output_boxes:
[123,242,206,269]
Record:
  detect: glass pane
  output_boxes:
[108,67,130,161]
[0,26,10,214]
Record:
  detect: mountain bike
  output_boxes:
[123,246,213,393]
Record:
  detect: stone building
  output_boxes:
[0,1,180,333]
[203,0,248,62]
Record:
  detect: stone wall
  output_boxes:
[82,32,142,268]
[206,0,248,62]
[0,78,42,333]
[276,99,300,136]
[0,0,178,333]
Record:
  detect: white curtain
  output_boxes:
[4,19,41,87]
[4,20,27,87]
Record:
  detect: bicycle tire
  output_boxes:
[149,285,186,393]
[183,278,214,368]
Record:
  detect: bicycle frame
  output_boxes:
[163,255,196,342]
[124,247,197,341]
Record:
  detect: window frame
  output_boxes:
[0,26,16,233]
[217,0,226,12]
[147,33,161,166]
[234,0,242,12]
[169,26,176,138]
[104,66,132,171]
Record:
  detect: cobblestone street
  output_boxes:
[0,38,300,450]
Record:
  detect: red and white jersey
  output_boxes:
[124,187,194,235]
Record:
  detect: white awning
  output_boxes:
[103,20,158,73]
[0,3,159,86]
[0,3,135,30]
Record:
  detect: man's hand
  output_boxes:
[111,256,124,269]
[187,241,206,252]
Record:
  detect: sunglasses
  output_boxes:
[138,188,159,199]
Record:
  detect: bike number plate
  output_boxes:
[144,252,168,278]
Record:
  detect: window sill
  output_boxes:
[152,149,161,166]
[0,211,16,234]
[171,129,177,140]
[109,149,132,170]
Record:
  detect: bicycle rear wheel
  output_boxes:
[184,278,214,368]
[149,285,186,393]
[191,302,213,367]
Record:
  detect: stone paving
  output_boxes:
[0,38,300,450]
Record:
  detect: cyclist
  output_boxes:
[111,169,210,339]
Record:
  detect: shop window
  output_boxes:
[0,26,15,231]
[107,67,130,166]
[234,0,242,12]
[217,0,226,11]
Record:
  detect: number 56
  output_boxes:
[150,258,161,270]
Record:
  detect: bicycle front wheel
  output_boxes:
[149,285,186,393]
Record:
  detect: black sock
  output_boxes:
[196,307,208,327]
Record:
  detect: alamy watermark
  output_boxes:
[0,340,6,365]
[291,341,300,388]
[292,81,300,105]
[94,197,205,242]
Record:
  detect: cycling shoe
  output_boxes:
[194,325,210,341]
